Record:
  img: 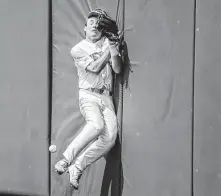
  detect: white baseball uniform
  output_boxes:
[63,36,118,171]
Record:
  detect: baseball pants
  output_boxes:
[63,89,118,171]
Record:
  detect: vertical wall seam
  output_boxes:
[48,0,53,195]
[191,0,197,195]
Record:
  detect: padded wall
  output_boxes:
[194,0,221,195]
[51,0,194,196]
[121,0,193,195]
[0,1,49,195]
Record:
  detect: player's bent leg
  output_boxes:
[54,121,103,175]
[55,100,105,175]
[69,108,118,188]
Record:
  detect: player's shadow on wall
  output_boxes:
[100,41,131,196]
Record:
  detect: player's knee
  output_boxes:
[107,134,117,150]
[91,119,105,133]
[107,125,118,146]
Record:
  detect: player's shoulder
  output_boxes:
[70,40,84,54]
[71,39,92,55]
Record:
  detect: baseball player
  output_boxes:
[54,8,122,189]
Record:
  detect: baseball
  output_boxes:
[49,145,57,153]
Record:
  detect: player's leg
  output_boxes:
[55,99,105,174]
[69,106,118,189]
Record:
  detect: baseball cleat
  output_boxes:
[54,158,69,175]
[69,165,83,190]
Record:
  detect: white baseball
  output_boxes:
[49,145,57,153]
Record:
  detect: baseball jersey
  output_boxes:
[70,37,113,92]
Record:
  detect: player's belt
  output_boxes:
[87,88,113,96]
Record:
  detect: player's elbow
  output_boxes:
[112,58,122,74]
[114,66,121,74]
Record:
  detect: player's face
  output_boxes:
[84,17,102,41]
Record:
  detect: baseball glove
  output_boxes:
[88,9,120,42]
[97,15,118,34]
[98,14,120,42]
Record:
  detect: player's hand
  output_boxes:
[108,39,119,50]
[108,39,120,57]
